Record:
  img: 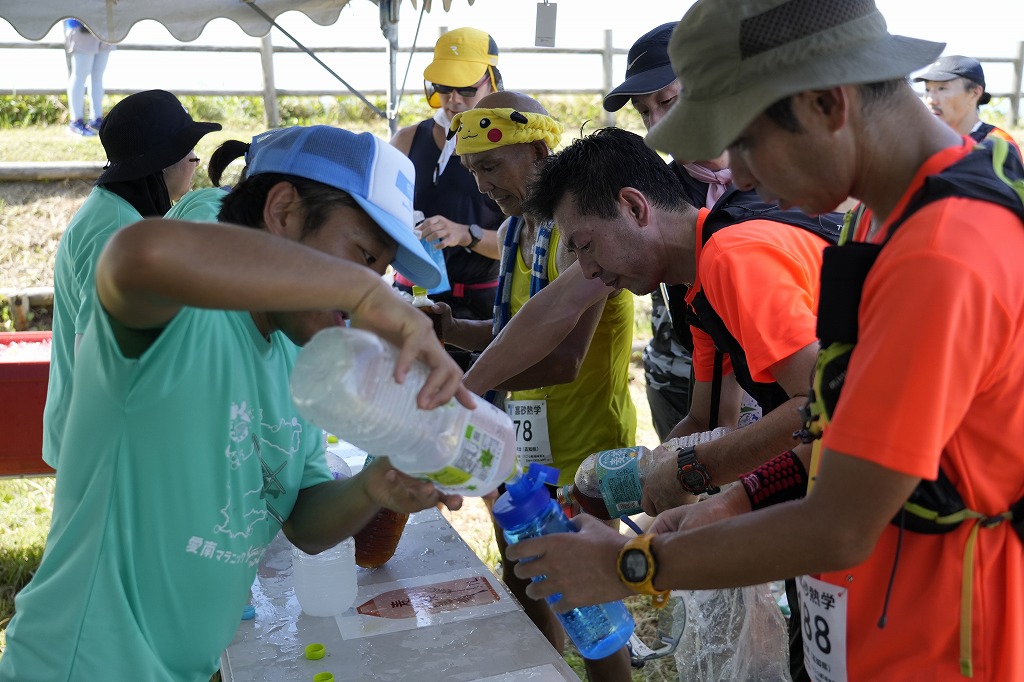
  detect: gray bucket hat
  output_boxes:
[646,0,945,162]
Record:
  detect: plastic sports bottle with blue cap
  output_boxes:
[290,326,516,496]
[492,463,634,660]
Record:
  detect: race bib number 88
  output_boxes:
[797,575,848,682]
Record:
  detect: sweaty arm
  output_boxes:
[667,370,744,438]
[642,340,818,515]
[692,342,817,481]
[462,260,614,394]
[285,457,462,554]
[506,446,920,610]
[96,218,471,409]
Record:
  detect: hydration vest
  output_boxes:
[665,188,842,421]
[800,138,1024,676]
[969,122,996,144]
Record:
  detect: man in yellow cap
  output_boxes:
[436,90,635,681]
[390,27,504,322]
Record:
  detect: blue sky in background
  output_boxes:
[0,0,1022,106]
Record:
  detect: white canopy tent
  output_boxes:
[0,0,477,133]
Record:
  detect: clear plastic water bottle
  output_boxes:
[492,463,634,660]
[290,326,516,496]
[559,428,729,519]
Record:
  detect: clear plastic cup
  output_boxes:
[292,539,357,617]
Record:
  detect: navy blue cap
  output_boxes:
[492,463,560,531]
[603,22,678,113]
[914,55,990,105]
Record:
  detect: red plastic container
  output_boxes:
[0,331,54,477]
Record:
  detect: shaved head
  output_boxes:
[476,91,549,116]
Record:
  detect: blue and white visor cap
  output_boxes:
[246,125,441,288]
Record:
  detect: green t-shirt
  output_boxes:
[165,186,228,223]
[2,302,331,681]
[43,187,143,468]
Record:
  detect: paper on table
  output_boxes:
[336,567,516,639]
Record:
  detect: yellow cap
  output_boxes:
[424,27,499,108]
[304,643,326,660]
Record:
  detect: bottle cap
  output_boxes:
[492,463,559,529]
[240,604,256,620]
[313,673,334,682]
[305,643,326,660]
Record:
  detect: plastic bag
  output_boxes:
[673,583,791,682]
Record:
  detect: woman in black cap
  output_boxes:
[42,89,221,471]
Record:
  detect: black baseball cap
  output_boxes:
[914,55,991,104]
[603,22,677,113]
[97,90,221,185]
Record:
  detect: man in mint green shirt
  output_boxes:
[2,126,472,681]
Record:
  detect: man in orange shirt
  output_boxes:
[504,2,1024,681]
[915,55,1022,157]
[515,127,837,518]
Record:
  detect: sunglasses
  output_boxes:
[432,83,484,98]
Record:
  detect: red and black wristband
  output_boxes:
[739,450,808,510]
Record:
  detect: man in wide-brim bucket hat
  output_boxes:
[501,2,1024,681]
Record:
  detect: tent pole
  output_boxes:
[259,34,280,128]
[380,0,400,137]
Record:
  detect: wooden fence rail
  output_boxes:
[0,30,626,131]
[2,35,1022,130]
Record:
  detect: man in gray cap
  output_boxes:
[504,2,1024,680]
[914,54,1021,156]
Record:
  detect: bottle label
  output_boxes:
[594,447,644,518]
[504,399,553,468]
[422,422,509,494]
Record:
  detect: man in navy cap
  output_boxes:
[915,55,1021,156]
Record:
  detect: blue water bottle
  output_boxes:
[492,463,634,659]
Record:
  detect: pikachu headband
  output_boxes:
[448,108,564,155]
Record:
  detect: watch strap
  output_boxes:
[676,445,720,495]
[617,535,670,608]
[466,223,482,248]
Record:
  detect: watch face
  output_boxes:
[682,468,706,492]
[622,549,649,583]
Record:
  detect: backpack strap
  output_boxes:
[691,190,843,415]
[805,140,1024,677]
[709,350,722,428]
[968,122,995,144]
